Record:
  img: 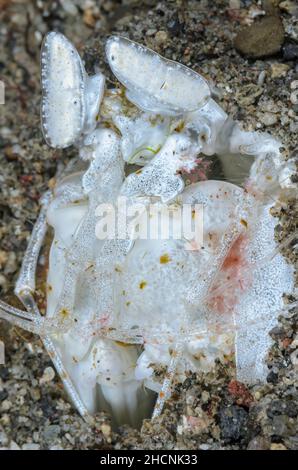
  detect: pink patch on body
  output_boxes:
[207,233,251,315]
[180,158,211,183]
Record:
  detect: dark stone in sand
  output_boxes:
[167,14,184,35]
[219,405,249,442]
[267,399,298,419]
[271,415,288,437]
[0,389,8,401]
[234,16,284,58]
[267,370,279,384]
[282,43,298,61]
[0,367,9,381]
[247,435,270,450]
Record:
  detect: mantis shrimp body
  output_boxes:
[0,33,296,428]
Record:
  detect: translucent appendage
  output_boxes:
[106,36,211,116]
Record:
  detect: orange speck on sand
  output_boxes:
[228,379,253,408]
[139,281,147,289]
[282,338,292,349]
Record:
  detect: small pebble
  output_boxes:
[39,366,55,385]
[155,30,168,46]
[271,415,288,436]
[199,443,210,450]
[9,441,21,450]
[201,390,210,403]
[270,443,287,450]
[267,370,279,384]
[229,0,241,9]
[290,349,298,366]
[100,423,112,441]
[22,443,40,450]
[219,406,249,443]
[247,436,270,450]
[234,16,284,58]
[0,251,8,268]
[42,425,61,443]
[167,15,184,35]
[282,43,298,61]
[279,1,298,16]
[60,0,78,16]
[0,431,9,446]
[0,390,8,402]
[259,112,278,126]
[30,388,41,401]
[257,70,266,86]
[270,63,290,78]
[1,399,12,411]
[146,29,157,37]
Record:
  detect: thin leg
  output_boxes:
[152,341,184,419]
[14,191,51,302]
[15,188,85,304]
[3,191,91,421]
[42,336,91,421]
[0,303,91,419]
[0,300,42,334]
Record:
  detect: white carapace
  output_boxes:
[41,32,105,148]
[0,33,296,427]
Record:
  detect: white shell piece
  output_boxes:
[41,32,86,148]
[106,36,211,116]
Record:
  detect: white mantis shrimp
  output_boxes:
[0,32,296,428]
